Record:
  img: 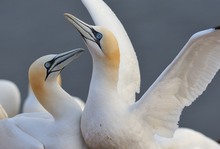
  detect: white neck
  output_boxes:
[87,57,119,106]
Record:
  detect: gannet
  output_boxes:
[0,80,20,117]
[81,0,140,104]
[65,14,220,149]
[0,48,88,149]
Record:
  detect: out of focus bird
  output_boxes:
[0,104,8,119]
[0,80,20,117]
[0,48,88,149]
[65,13,220,149]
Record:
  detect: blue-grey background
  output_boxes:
[0,0,219,140]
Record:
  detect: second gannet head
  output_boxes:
[64,13,120,73]
[29,48,84,113]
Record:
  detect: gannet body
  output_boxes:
[82,0,140,104]
[0,49,88,149]
[0,80,20,117]
[65,14,220,149]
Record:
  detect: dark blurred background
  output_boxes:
[0,0,219,140]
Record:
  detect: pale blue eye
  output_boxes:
[44,62,51,69]
[96,32,103,40]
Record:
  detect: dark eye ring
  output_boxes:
[96,32,103,40]
[44,62,51,69]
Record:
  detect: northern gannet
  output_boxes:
[65,14,220,149]
[0,80,20,117]
[0,48,88,149]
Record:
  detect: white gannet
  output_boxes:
[0,80,20,117]
[0,104,8,119]
[0,48,88,149]
[81,0,140,104]
[65,14,220,149]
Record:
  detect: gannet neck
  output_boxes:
[23,75,62,113]
[34,80,82,120]
[90,57,119,92]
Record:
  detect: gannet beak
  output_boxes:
[45,48,84,80]
[64,13,102,48]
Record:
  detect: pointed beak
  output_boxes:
[45,48,84,80]
[54,48,84,68]
[64,13,97,43]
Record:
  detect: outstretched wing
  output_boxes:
[132,28,220,137]
[82,0,140,104]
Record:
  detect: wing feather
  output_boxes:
[132,28,220,137]
[82,0,140,103]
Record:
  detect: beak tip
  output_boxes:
[64,13,70,19]
[78,48,85,53]
[63,13,69,16]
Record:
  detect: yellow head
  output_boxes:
[29,49,84,98]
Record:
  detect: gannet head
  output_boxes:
[64,13,120,69]
[29,48,84,90]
